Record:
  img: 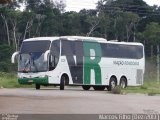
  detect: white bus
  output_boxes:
[11,36,145,90]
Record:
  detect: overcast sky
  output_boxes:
[65,0,160,12]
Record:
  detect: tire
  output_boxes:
[35,84,40,90]
[120,77,127,88]
[82,85,91,90]
[108,77,117,91]
[93,86,105,91]
[60,76,65,90]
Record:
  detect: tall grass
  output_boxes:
[0,72,32,88]
[0,71,160,95]
[122,75,160,95]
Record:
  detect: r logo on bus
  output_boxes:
[62,40,102,85]
[83,42,102,85]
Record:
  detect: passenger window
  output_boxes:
[49,40,60,71]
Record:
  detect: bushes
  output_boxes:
[0,72,18,88]
[0,72,32,88]
[0,44,16,72]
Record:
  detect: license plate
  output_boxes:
[28,80,33,83]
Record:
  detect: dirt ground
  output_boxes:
[0,87,159,114]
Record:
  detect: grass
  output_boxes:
[121,80,160,95]
[0,72,33,88]
[0,72,160,95]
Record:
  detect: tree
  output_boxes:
[0,44,14,72]
[112,11,139,41]
[139,22,160,57]
[62,11,82,35]
[0,0,11,4]
[143,22,160,44]
[97,0,141,41]
[85,10,100,36]
[19,11,35,39]
[7,10,22,50]
[53,0,66,13]
[97,11,110,39]
[1,8,10,46]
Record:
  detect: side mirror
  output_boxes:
[11,51,19,63]
[44,50,50,62]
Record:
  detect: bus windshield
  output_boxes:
[20,40,51,53]
[18,40,51,72]
[18,53,48,73]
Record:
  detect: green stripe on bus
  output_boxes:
[18,77,48,84]
[83,41,102,85]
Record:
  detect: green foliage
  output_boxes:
[0,44,16,72]
[0,0,160,73]
[122,80,160,95]
[0,0,159,43]
[0,72,32,88]
[122,58,160,95]
[142,22,160,44]
[0,72,17,88]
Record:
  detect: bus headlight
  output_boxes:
[39,75,48,78]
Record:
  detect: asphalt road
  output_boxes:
[0,87,160,114]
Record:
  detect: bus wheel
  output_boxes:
[35,84,40,90]
[60,75,65,90]
[93,86,105,91]
[120,77,127,88]
[108,77,117,91]
[82,85,91,90]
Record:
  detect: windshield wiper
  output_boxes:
[32,59,39,72]
[22,59,30,73]
[21,53,31,73]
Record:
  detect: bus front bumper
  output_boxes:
[18,77,48,85]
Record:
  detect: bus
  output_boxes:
[11,36,145,90]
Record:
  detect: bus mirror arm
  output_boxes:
[44,50,51,62]
[11,51,19,63]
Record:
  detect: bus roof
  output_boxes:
[61,36,107,42]
[23,36,107,42]
[23,36,143,46]
[23,37,59,42]
[107,41,143,46]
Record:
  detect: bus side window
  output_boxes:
[49,55,55,71]
[49,40,60,71]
